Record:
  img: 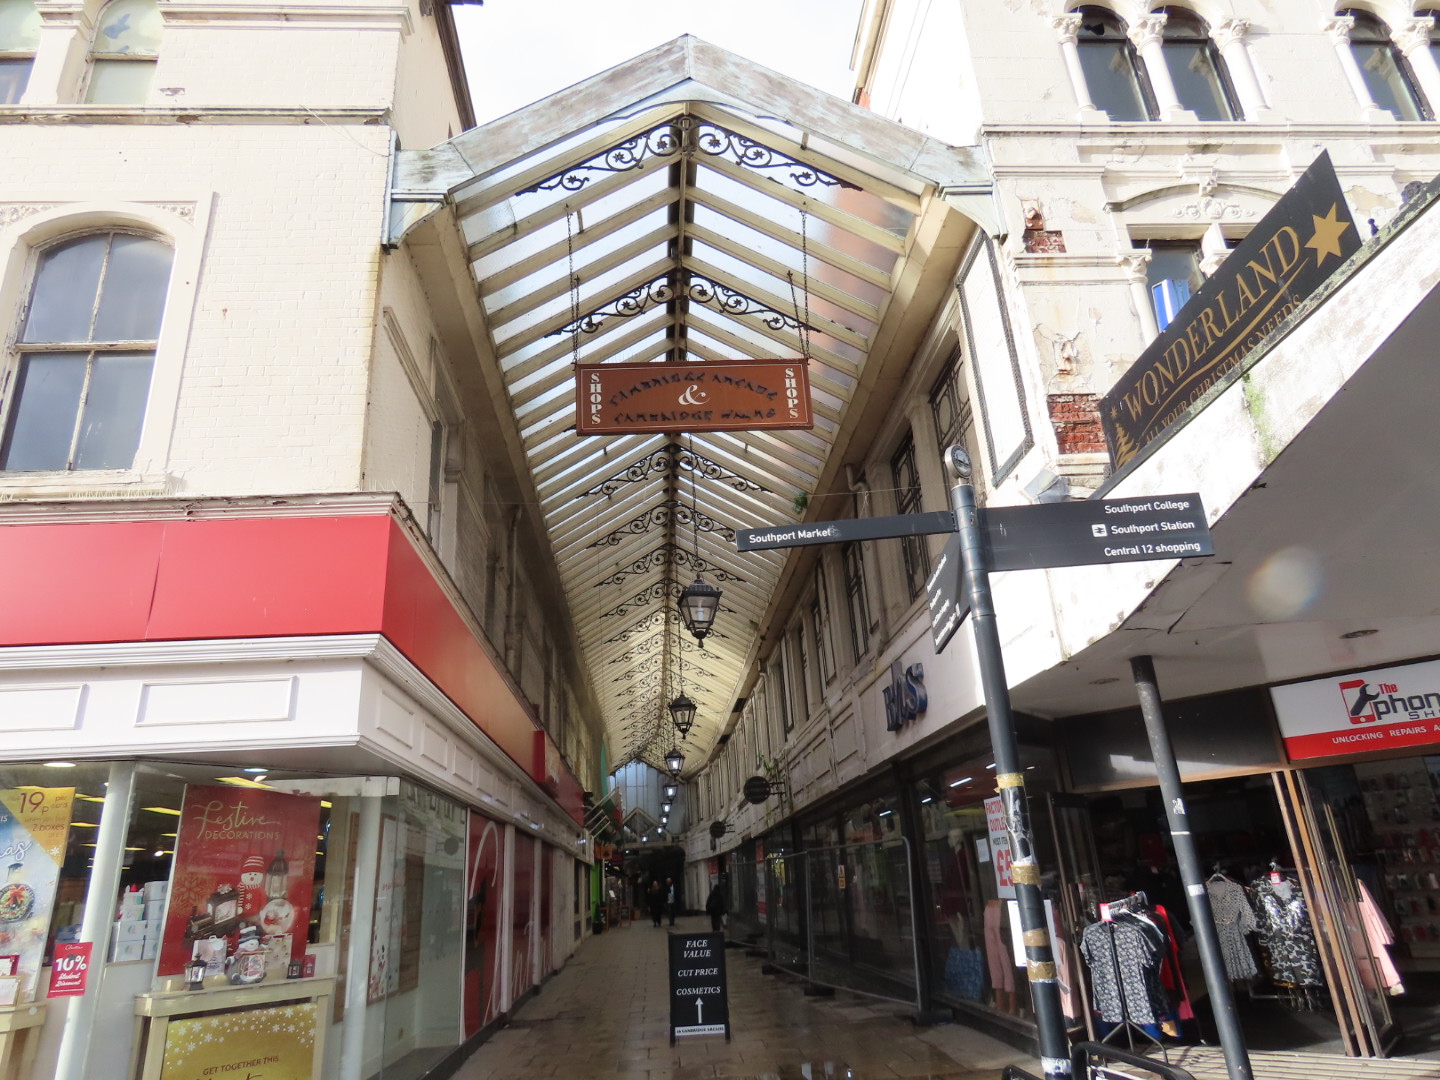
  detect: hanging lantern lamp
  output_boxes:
[668,692,697,736]
[678,577,722,646]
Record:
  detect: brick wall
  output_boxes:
[1047,393,1106,455]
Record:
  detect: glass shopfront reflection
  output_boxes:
[913,747,1066,1025]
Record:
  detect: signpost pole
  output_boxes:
[1131,654,1254,1080]
[945,447,1071,1080]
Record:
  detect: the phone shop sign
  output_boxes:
[1271,657,1440,761]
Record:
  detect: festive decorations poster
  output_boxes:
[158,785,321,975]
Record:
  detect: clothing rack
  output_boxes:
[1093,892,1170,1059]
[1246,863,1326,1010]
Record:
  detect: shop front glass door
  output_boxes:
[1298,762,1413,1055]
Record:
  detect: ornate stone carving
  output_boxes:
[146,202,196,220]
[1323,15,1355,43]
[1128,14,1167,51]
[1051,13,1083,45]
[1212,18,1251,50]
[1199,251,1228,277]
[1118,252,1151,283]
[0,204,56,227]
[1393,17,1436,57]
[1172,196,1255,222]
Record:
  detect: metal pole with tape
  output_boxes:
[1132,654,1253,1080]
[946,447,1070,1079]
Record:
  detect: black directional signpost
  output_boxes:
[925,533,967,652]
[736,493,1213,657]
[732,458,1231,1080]
[668,931,729,1045]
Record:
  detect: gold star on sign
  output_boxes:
[1305,204,1351,265]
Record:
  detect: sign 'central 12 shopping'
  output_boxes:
[576,359,812,435]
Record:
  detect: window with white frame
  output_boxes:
[929,350,973,453]
[0,0,39,104]
[1158,7,1238,119]
[1074,6,1154,120]
[766,656,789,743]
[85,0,161,105]
[1138,239,1203,330]
[890,432,929,601]
[2,231,172,472]
[812,561,837,684]
[786,627,807,734]
[842,542,871,663]
[1341,8,1431,119]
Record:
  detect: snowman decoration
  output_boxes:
[238,854,268,924]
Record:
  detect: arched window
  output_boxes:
[1423,8,1440,74]
[85,0,161,105]
[1,232,172,471]
[1075,6,1155,120]
[1341,9,1429,118]
[1159,7,1238,119]
[0,0,39,104]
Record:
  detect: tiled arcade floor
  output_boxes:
[451,916,1037,1080]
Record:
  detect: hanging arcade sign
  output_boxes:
[575,359,813,436]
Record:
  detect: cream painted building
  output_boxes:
[4,0,1440,1074]
[0,2,604,1078]
[686,0,1440,1064]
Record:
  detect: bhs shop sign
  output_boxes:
[883,660,927,732]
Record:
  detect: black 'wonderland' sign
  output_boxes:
[1102,152,1361,468]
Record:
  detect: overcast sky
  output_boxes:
[453,0,867,126]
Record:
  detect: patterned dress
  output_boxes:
[1205,877,1258,980]
[1249,875,1324,987]
[1080,918,1170,1024]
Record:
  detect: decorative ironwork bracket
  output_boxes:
[606,633,706,664]
[517,114,858,197]
[553,271,814,339]
[593,543,746,589]
[611,651,720,683]
[601,608,732,645]
[581,443,768,498]
[586,499,736,548]
[598,577,736,620]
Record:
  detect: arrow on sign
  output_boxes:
[696,999,704,1024]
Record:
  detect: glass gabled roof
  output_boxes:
[394,37,988,778]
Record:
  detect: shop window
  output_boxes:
[1074,6,1155,120]
[787,626,808,732]
[0,0,39,104]
[842,542,872,662]
[85,0,161,105]
[912,749,1064,1020]
[1158,7,1238,119]
[890,433,929,601]
[1137,239,1203,330]
[812,560,838,684]
[2,231,172,472]
[768,655,791,739]
[929,349,975,471]
[1427,10,1440,81]
[1341,9,1430,119]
